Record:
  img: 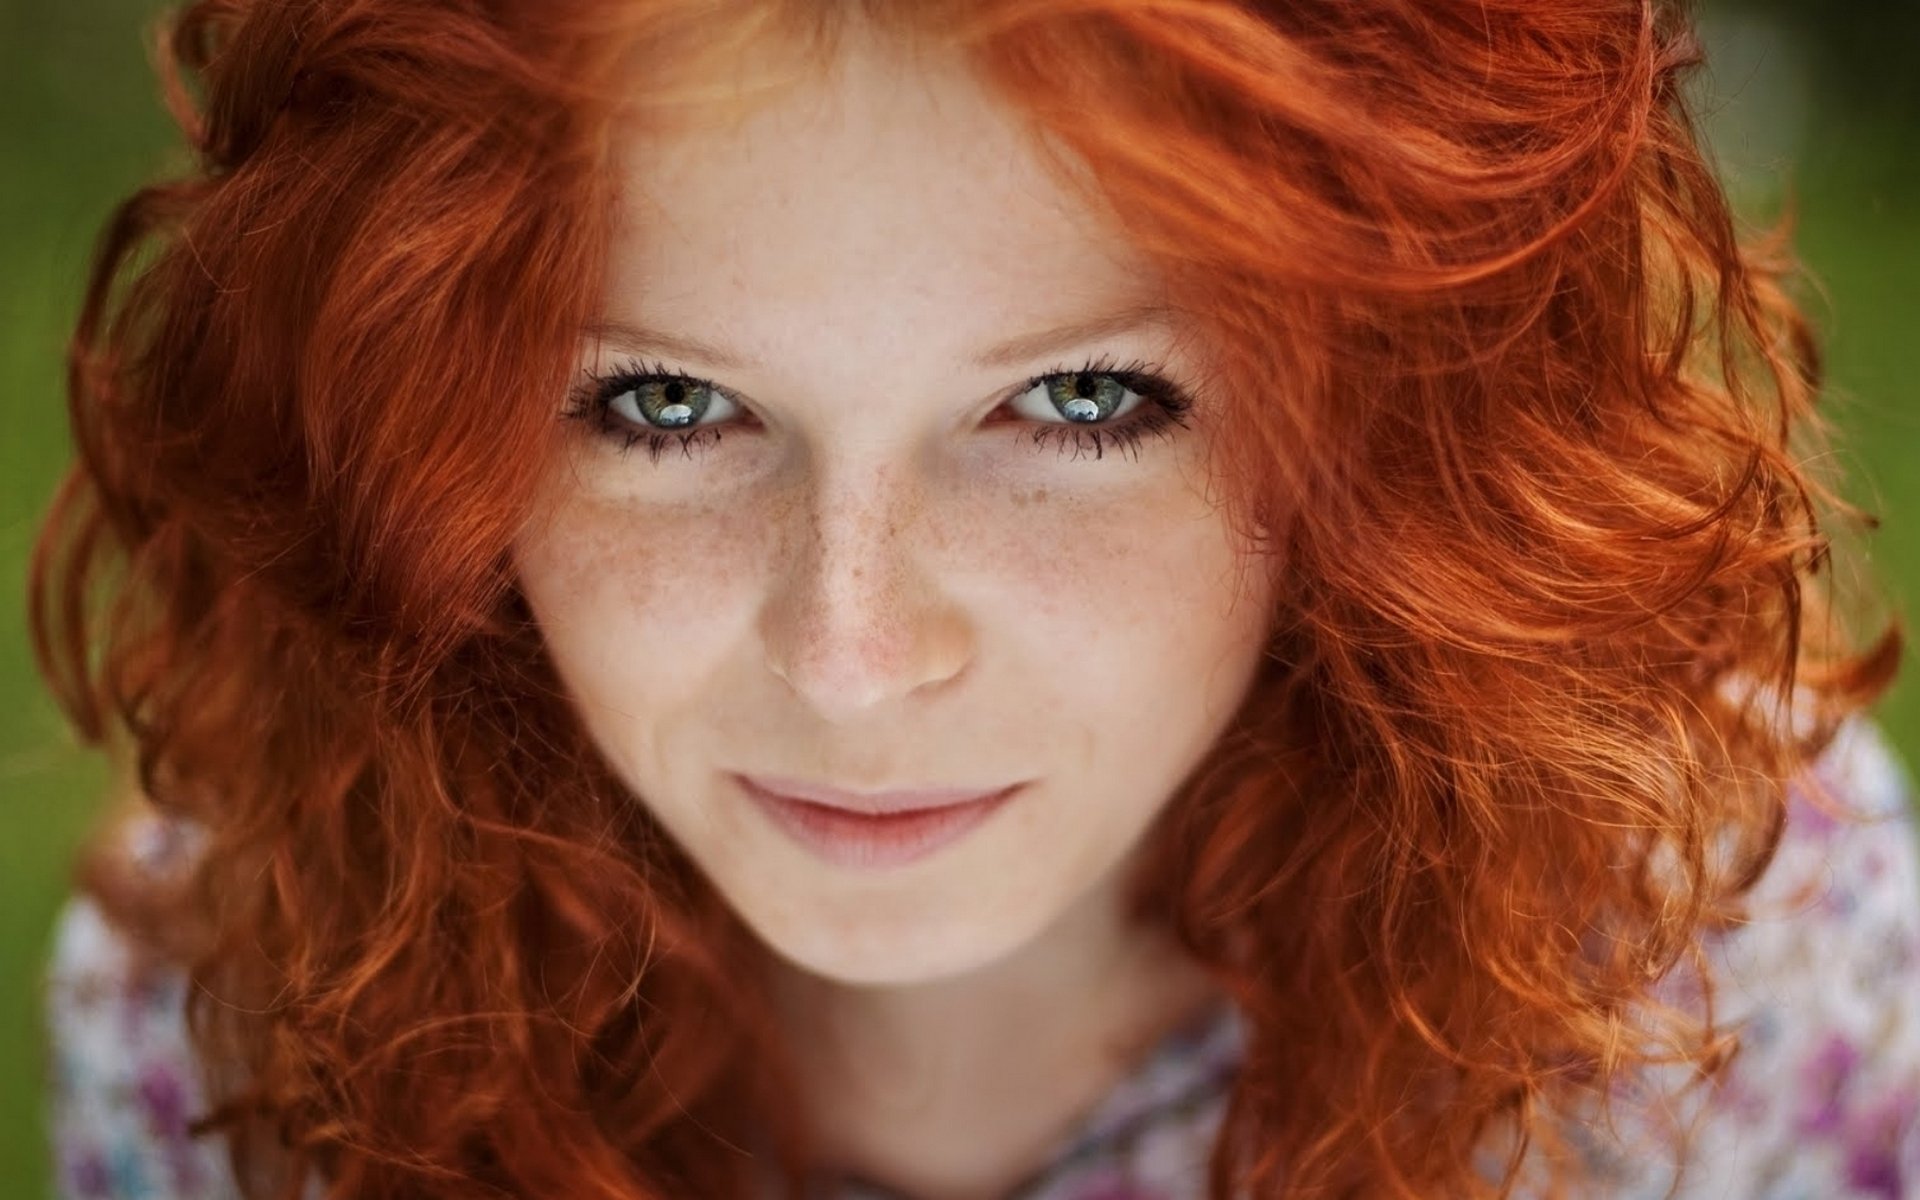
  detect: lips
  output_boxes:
[736,775,1026,870]
[734,773,1022,815]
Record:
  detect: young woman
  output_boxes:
[31,0,1920,1197]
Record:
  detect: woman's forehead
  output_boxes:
[596,27,1160,376]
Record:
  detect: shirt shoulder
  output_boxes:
[42,815,240,1199]
[1565,715,1920,1199]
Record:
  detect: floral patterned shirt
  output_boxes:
[43,717,1920,1199]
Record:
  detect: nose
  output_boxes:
[757,461,975,724]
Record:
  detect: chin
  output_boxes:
[738,892,1047,988]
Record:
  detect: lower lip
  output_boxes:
[740,780,1023,870]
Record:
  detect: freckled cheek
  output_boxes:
[965,485,1259,803]
[976,483,1235,632]
[513,490,772,700]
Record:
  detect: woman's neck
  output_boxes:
[764,864,1224,1200]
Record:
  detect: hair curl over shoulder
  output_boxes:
[29,0,1903,1196]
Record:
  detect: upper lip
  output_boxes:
[735,773,1023,816]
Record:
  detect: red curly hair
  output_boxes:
[29,0,1904,1196]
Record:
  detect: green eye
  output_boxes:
[1006,367,1190,462]
[1044,373,1132,423]
[615,377,726,429]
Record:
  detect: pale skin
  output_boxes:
[511,21,1277,1200]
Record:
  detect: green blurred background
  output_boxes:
[2,0,1915,1191]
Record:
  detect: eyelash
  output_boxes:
[559,353,1195,466]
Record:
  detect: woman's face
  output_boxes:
[512,28,1276,987]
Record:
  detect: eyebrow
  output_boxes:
[581,302,1175,373]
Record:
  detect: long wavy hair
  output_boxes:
[29,0,1904,1196]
